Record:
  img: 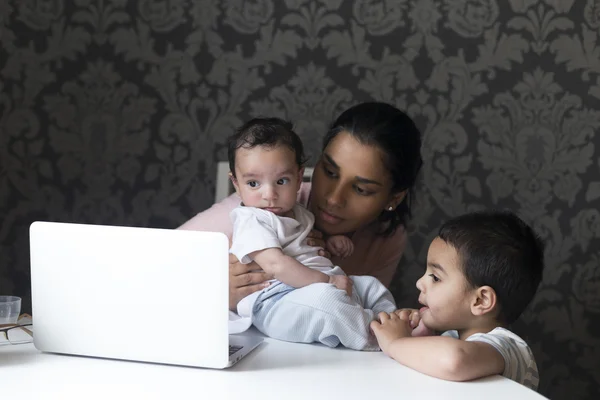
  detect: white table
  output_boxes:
[1,329,547,400]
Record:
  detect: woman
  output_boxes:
[179,102,423,311]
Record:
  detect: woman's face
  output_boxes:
[309,131,399,236]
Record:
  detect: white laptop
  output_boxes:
[29,221,263,368]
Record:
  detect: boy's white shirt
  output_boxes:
[228,204,336,333]
[442,327,539,391]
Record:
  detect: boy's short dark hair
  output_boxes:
[227,117,306,177]
[438,211,545,325]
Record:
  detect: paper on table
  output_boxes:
[18,313,32,325]
[0,314,33,345]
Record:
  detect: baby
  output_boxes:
[228,117,398,350]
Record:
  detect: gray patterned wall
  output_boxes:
[0,1,598,398]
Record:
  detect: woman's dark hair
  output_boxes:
[323,102,423,236]
[228,117,307,177]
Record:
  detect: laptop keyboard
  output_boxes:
[229,345,243,356]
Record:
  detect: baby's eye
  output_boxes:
[277,178,290,185]
[247,181,259,188]
[428,273,440,283]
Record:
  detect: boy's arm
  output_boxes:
[250,248,330,288]
[384,336,505,381]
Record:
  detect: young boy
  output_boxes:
[227,117,397,350]
[370,211,543,390]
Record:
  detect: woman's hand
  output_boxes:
[229,254,273,311]
[306,229,331,259]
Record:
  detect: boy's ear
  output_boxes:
[229,172,240,195]
[470,285,497,317]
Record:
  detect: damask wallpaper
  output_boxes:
[0,1,598,398]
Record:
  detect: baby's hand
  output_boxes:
[370,312,412,354]
[326,235,354,258]
[328,274,353,297]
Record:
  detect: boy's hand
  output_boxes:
[370,312,412,354]
[411,319,434,337]
[394,308,421,328]
[394,308,435,337]
[328,274,353,297]
[326,235,354,258]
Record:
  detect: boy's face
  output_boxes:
[231,145,303,216]
[416,237,477,332]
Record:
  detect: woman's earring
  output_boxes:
[388,206,394,211]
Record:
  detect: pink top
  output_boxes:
[177,183,407,287]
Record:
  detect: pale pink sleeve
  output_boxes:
[371,227,407,287]
[297,182,312,207]
[176,194,241,241]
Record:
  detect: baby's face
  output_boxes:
[231,145,303,216]
[415,237,476,332]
